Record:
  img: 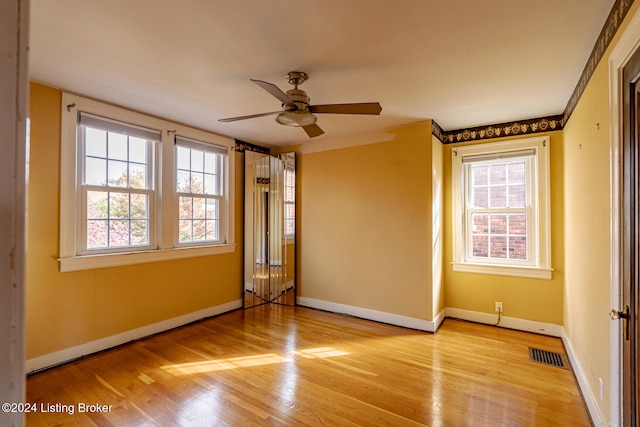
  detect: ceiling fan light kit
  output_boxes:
[276,109,317,127]
[219,71,382,138]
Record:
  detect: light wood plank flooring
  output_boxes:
[26,305,591,426]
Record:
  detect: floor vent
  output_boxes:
[528,347,567,369]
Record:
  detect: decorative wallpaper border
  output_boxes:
[235,139,269,153]
[434,0,635,144]
[436,115,564,144]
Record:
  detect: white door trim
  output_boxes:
[608,6,640,426]
[0,0,29,426]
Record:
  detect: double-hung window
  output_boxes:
[60,93,235,272]
[175,137,227,245]
[79,113,158,253]
[451,136,551,279]
[284,158,295,239]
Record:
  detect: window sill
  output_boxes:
[451,262,552,280]
[59,244,236,272]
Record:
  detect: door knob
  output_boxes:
[610,305,630,340]
[610,306,629,320]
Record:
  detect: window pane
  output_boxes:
[193,220,206,241]
[472,165,488,186]
[87,191,108,219]
[285,186,295,202]
[285,219,295,236]
[489,164,506,185]
[179,220,192,243]
[85,128,107,158]
[130,220,148,246]
[177,146,190,170]
[489,186,506,208]
[177,170,191,192]
[193,197,205,219]
[490,235,507,258]
[508,213,527,235]
[507,183,526,208]
[191,150,204,172]
[471,185,488,208]
[130,193,148,219]
[129,163,147,189]
[129,137,147,163]
[86,220,108,248]
[509,236,527,260]
[507,161,525,183]
[472,213,488,234]
[109,192,129,218]
[285,203,295,218]
[204,174,218,195]
[489,214,506,234]
[179,197,192,219]
[205,199,218,219]
[107,160,128,187]
[108,132,128,161]
[204,153,218,174]
[109,220,130,247]
[85,157,107,185]
[472,235,488,257]
[205,220,218,241]
[191,173,204,194]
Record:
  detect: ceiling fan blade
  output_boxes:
[251,79,296,108]
[218,111,281,122]
[303,123,325,138]
[309,102,382,115]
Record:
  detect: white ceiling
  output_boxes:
[29,0,615,148]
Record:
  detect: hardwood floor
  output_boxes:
[26,305,591,426]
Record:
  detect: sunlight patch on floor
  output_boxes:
[162,347,350,375]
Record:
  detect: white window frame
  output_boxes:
[174,136,228,247]
[283,157,295,242]
[59,93,235,272]
[77,112,159,255]
[451,136,552,279]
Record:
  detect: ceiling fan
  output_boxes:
[219,71,382,138]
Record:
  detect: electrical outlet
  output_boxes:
[495,302,503,313]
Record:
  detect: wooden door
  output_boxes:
[621,48,640,427]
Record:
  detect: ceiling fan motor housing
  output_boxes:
[276,87,317,127]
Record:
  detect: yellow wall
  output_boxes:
[26,83,243,359]
[442,131,565,324]
[298,122,436,320]
[560,4,640,421]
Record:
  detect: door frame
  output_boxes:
[0,0,28,426]
[610,7,640,426]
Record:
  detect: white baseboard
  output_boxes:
[433,308,446,332]
[297,297,440,332]
[25,299,242,374]
[444,307,563,337]
[562,330,606,427]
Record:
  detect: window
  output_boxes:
[284,159,295,238]
[175,137,227,245]
[79,113,158,254]
[451,136,551,279]
[60,93,235,272]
